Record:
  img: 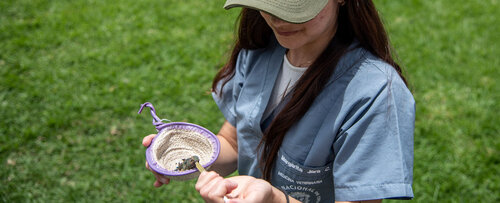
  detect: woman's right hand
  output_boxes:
[142,134,171,187]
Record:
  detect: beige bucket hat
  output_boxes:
[224,0,330,23]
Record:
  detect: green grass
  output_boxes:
[0,0,498,202]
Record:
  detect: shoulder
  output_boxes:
[360,52,412,100]
[338,48,409,96]
[321,47,414,115]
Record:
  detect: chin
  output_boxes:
[275,37,303,50]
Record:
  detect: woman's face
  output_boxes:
[260,0,340,52]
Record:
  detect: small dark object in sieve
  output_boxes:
[175,156,200,171]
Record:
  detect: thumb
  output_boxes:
[224,179,238,193]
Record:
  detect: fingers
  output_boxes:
[196,171,236,203]
[154,174,170,186]
[142,134,156,147]
[154,180,163,187]
[225,199,242,203]
[225,179,238,193]
[143,134,169,187]
[146,161,170,187]
[195,171,218,192]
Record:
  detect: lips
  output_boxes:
[276,29,299,36]
[272,25,301,37]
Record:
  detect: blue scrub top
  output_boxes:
[213,39,415,202]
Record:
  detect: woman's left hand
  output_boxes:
[196,171,276,203]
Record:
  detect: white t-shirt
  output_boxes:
[263,54,308,119]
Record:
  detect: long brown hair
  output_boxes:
[212,0,406,181]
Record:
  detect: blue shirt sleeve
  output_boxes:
[332,60,415,201]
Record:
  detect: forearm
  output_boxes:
[210,135,238,176]
[207,121,238,177]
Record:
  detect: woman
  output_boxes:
[143,0,415,202]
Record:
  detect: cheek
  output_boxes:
[259,12,272,25]
[304,2,338,35]
[305,14,336,36]
[303,22,327,37]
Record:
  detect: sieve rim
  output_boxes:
[145,122,220,177]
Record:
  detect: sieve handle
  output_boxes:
[195,162,206,172]
[138,102,170,132]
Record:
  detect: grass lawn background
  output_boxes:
[1,0,498,202]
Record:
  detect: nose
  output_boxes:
[270,15,287,25]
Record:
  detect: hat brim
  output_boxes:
[224,0,329,24]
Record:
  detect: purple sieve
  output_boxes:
[138,102,220,180]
